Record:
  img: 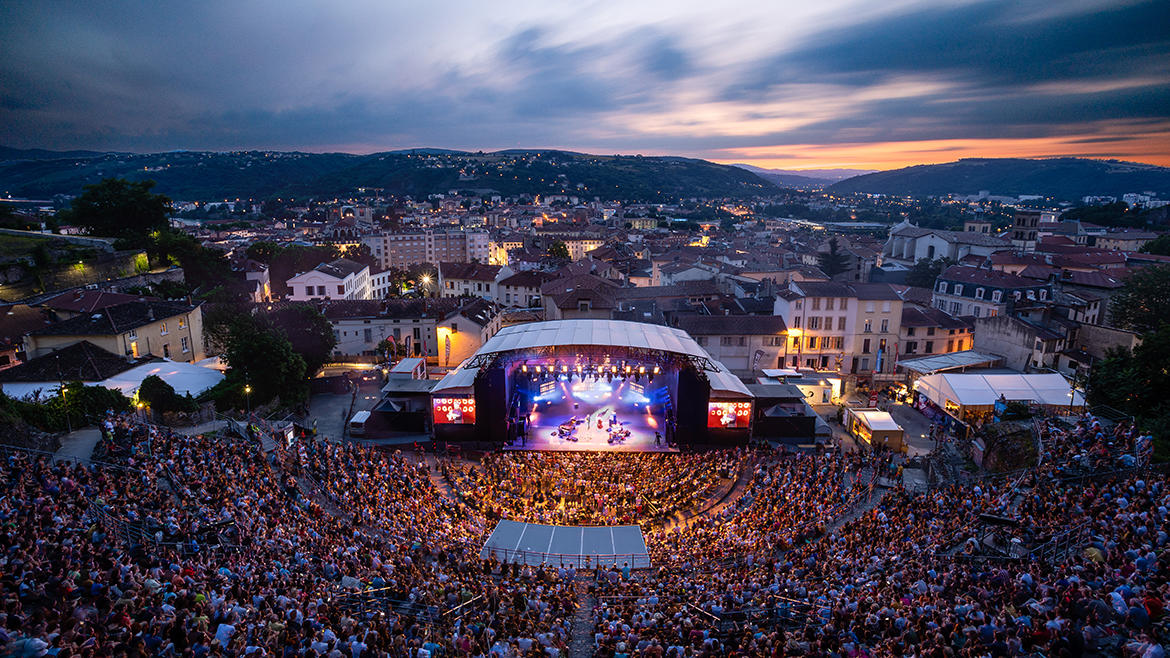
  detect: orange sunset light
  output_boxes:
[713,123,1170,171]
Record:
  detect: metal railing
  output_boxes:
[330,587,441,623]
[479,545,651,569]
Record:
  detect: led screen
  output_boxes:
[432,397,476,424]
[707,401,751,428]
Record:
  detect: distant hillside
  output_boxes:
[734,164,875,185]
[826,158,1170,200]
[0,146,111,161]
[731,164,826,189]
[0,148,777,202]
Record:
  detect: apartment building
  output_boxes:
[286,259,371,302]
[932,266,1052,318]
[363,230,490,269]
[676,314,789,378]
[25,300,206,363]
[773,281,904,379]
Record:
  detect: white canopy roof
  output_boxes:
[1,360,224,401]
[915,372,1085,408]
[433,320,752,398]
[475,319,709,359]
[853,410,902,432]
[101,361,225,397]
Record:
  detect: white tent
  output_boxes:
[2,360,224,401]
[100,361,225,398]
[915,372,1084,413]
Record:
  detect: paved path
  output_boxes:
[53,427,102,464]
[567,590,597,658]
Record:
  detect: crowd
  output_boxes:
[0,409,1165,657]
[442,452,743,526]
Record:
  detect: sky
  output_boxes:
[1,0,1168,170]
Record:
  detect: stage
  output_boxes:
[481,520,651,567]
[506,378,677,452]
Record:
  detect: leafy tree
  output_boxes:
[137,375,197,413]
[906,257,956,289]
[817,237,851,277]
[548,240,570,260]
[337,242,379,272]
[1138,234,1170,256]
[263,304,336,375]
[268,245,338,297]
[59,178,170,243]
[246,241,283,263]
[211,312,309,408]
[1088,326,1170,457]
[1110,265,1170,335]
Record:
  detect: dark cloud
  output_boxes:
[0,0,1167,164]
[727,0,1170,98]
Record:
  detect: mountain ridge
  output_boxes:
[826,157,1170,200]
[0,147,778,202]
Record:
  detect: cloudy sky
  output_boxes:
[2,0,1168,169]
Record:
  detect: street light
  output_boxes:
[244,384,252,417]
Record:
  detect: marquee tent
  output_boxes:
[914,372,1084,419]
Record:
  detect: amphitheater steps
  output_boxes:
[425,455,459,503]
[567,589,596,658]
[660,462,754,532]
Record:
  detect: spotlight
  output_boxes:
[653,365,660,375]
[638,366,645,375]
[521,364,528,373]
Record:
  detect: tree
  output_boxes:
[213,313,308,408]
[906,257,956,289]
[246,241,283,263]
[1088,326,1170,457]
[1110,265,1170,335]
[264,304,337,376]
[817,237,851,277]
[59,178,170,242]
[1138,234,1170,256]
[138,375,196,413]
[548,240,570,260]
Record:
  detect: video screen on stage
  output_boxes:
[707,401,751,428]
[432,397,476,424]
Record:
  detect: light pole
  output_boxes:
[245,384,252,417]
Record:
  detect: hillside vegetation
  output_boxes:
[0,148,778,202]
[827,158,1170,200]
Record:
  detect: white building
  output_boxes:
[286,259,371,302]
[882,220,1010,265]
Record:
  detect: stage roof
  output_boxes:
[433,320,752,398]
[475,319,708,359]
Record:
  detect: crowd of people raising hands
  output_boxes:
[0,408,1164,657]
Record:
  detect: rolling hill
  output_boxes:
[0,148,778,202]
[826,158,1170,200]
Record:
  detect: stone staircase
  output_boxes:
[567,590,596,658]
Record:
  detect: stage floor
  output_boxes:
[506,379,676,453]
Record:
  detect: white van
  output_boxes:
[348,410,371,437]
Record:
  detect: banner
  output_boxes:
[751,349,765,371]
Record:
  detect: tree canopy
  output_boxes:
[547,240,570,260]
[1109,265,1170,335]
[264,304,337,376]
[1088,326,1170,457]
[1138,233,1170,256]
[905,257,956,289]
[817,237,851,278]
[60,178,171,242]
